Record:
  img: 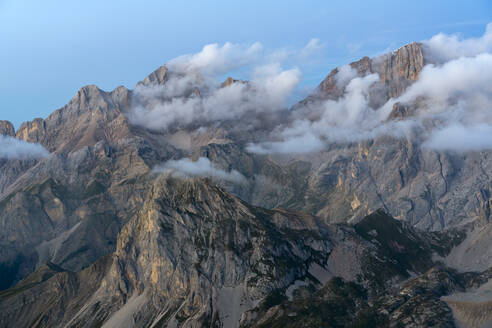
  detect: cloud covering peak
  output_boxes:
[167,42,263,76]
[128,22,492,154]
[248,23,492,154]
[129,41,305,131]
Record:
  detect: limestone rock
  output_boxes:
[138,65,168,86]
[0,121,15,137]
[314,42,424,104]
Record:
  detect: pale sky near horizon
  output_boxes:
[1,0,491,127]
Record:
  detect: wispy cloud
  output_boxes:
[423,22,492,62]
[0,135,49,159]
[154,157,246,183]
[167,42,263,76]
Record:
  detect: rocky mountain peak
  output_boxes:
[14,83,132,152]
[138,65,168,86]
[16,118,46,143]
[221,77,248,88]
[316,41,425,103]
[67,84,114,114]
[0,121,15,137]
[375,42,424,98]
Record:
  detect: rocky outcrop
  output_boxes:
[312,42,424,106]
[386,102,413,121]
[197,135,492,231]
[221,77,248,88]
[138,65,168,86]
[0,121,15,137]
[0,82,177,290]
[0,178,332,327]
[0,201,473,328]
[248,266,465,328]
[15,84,132,153]
[375,42,424,98]
[16,118,46,144]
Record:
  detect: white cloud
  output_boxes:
[0,135,49,159]
[167,42,263,76]
[154,157,246,183]
[317,73,380,129]
[423,23,492,62]
[395,53,492,111]
[334,65,357,88]
[246,131,324,154]
[379,52,492,151]
[424,124,492,152]
[247,73,382,153]
[267,38,325,63]
[300,38,324,58]
[129,60,301,131]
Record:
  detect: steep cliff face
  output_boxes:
[315,42,425,103]
[16,85,132,153]
[0,83,179,290]
[0,181,471,328]
[0,144,152,289]
[0,121,15,137]
[138,65,169,86]
[197,135,492,231]
[0,178,331,327]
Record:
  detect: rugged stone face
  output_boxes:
[16,118,46,144]
[0,121,15,137]
[0,178,331,327]
[0,81,177,290]
[0,200,479,328]
[376,42,425,98]
[15,84,132,153]
[138,65,169,86]
[386,102,413,121]
[315,42,424,103]
[221,77,248,88]
[198,135,492,231]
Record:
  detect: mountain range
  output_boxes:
[1,40,492,327]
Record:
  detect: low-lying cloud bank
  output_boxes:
[154,157,246,183]
[128,23,492,153]
[0,135,50,159]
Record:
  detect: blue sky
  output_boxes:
[1,0,490,127]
